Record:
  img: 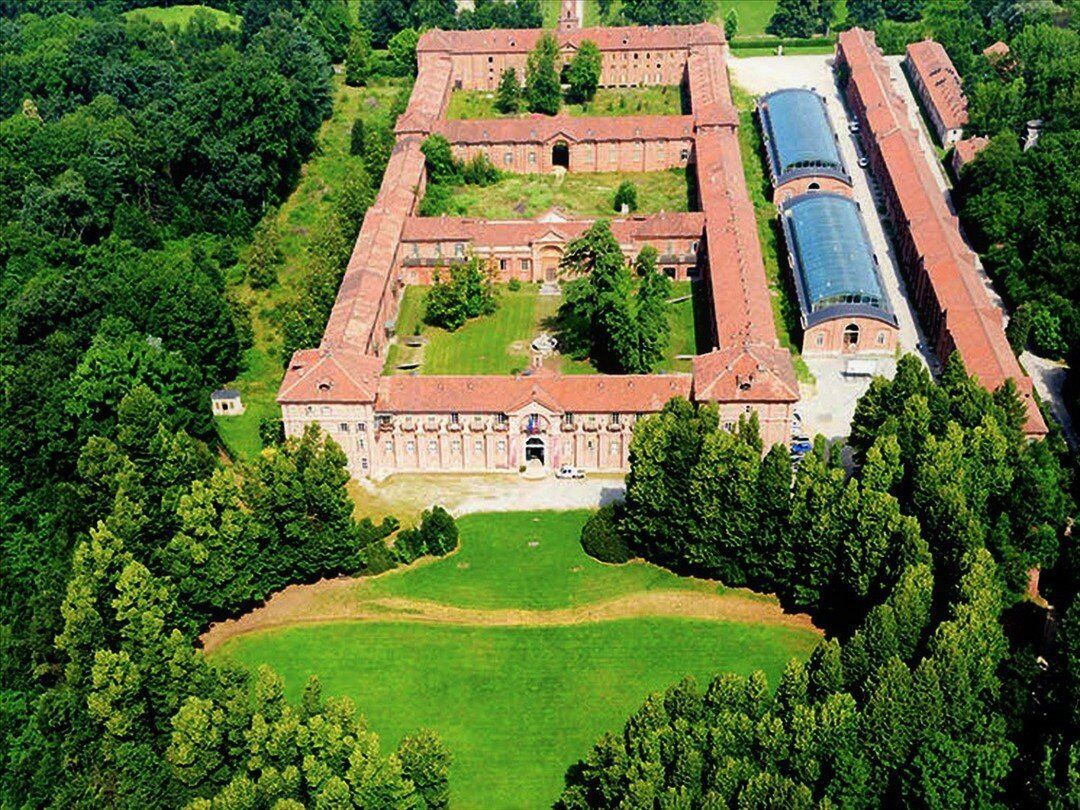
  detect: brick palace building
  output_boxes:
[278,19,802,479]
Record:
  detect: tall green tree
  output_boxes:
[767,0,817,37]
[495,67,522,114]
[566,40,602,104]
[526,33,562,115]
[345,25,373,86]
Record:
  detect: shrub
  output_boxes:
[419,506,459,556]
[421,134,460,185]
[495,67,522,114]
[258,417,284,448]
[613,180,638,213]
[1005,303,1033,355]
[580,504,631,563]
[349,118,365,156]
[1029,304,1067,358]
[460,152,501,186]
[508,278,522,291]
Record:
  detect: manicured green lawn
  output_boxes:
[214,510,818,808]
[215,76,410,460]
[384,280,704,375]
[731,84,813,383]
[435,168,691,219]
[446,85,684,119]
[384,284,543,375]
[356,511,715,609]
[123,3,239,28]
[222,619,813,809]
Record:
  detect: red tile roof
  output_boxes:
[277,349,383,404]
[838,29,1045,435]
[375,373,693,413]
[396,55,454,135]
[435,114,694,145]
[417,23,723,55]
[319,136,427,353]
[906,39,967,133]
[952,135,990,170]
[683,38,798,404]
[400,212,704,244]
[983,40,1010,58]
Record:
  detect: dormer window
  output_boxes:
[317,379,333,392]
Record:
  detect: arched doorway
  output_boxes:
[539,245,562,283]
[524,436,545,465]
[843,323,860,349]
[551,141,569,170]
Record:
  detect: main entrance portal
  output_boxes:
[524,436,545,465]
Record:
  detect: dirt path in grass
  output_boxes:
[200,580,819,653]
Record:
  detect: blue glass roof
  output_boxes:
[759,89,848,185]
[781,193,895,325]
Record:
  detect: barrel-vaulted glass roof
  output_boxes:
[758,89,849,186]
[781,193,896,327]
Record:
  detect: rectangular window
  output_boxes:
[339,423,349,433]
[356,422,366,432]
[496,413,508,425]
[455,243,465,258]
[680,148,690,161]
[520,259,531,271]
[504,151,513,164]
[610,413,621,425]
[529,151,536,164]
[562,413,575,426]
[450,412,460,425]
[499,258,509,271]
[411,243,419,257]
[474,440,483,451]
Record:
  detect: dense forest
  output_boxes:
[0,1,460,805]
[568,356,1077,806]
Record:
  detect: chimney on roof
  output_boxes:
[1024,119,1043,151]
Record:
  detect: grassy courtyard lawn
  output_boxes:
[356,511,713,609]
[214,76,410,460]
[435,168,691,219]
[123,3,239,28]
[446,85,685,119]
[731,85,813,384]
[384,280,705,375]
[214,510,819,808]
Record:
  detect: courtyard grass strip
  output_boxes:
[432,168,692,219]
[446,85,685,119]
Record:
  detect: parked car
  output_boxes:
[790,440,814,456]
[556,466,585,480]
[857,156,869,168]
[848,121,860,132]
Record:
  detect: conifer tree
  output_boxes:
[495,67,521,114]
[525,33,562,115]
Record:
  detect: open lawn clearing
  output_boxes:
[446,85,685,119]
[202,511,809,646]
[217,619,815,809]
[210,510,818,808]
[123,3,239,28]
[384,280,704,375]
[214,77,410,460]
[434,168,692,219]
[712,0,847,38]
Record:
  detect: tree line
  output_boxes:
[1,3,461,805]
[567,354,1076,805]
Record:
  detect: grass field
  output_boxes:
[214,77,409,460]
[123,3,239,29]
[446,85,685,119]
[384,280,706,375]
[433,168,692,219]
[214,511,818,808]
[731,84,813,384]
